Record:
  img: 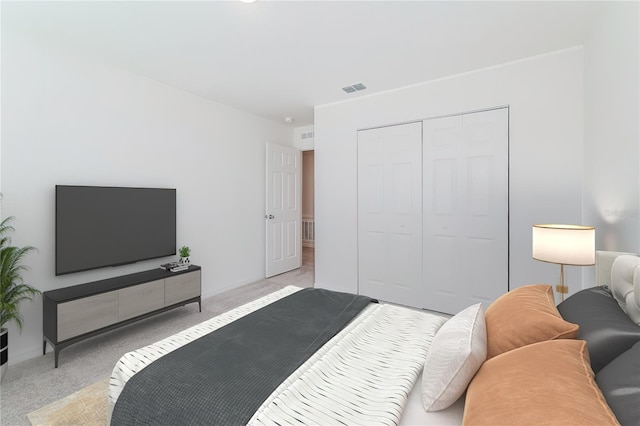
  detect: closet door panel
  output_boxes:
[424,108,508,314]
[358,122,422,306]
[424,116,462,312]
[461,109,509,305]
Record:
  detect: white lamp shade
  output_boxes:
[532,224,595,266]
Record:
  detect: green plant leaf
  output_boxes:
[0,216,41,330]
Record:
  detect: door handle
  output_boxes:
[266,214,274,219]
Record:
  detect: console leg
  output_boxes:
[55,349,59,368]
[198,298,202,313]
[43,340,47,355]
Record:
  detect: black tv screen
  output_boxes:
[56,185,176,275]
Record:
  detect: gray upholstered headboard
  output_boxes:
[595,250,640,325]
[595,250,638,287]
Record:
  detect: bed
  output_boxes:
[108,250,640,425]
[108,286,460,425]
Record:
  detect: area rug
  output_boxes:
[27,377,108,425]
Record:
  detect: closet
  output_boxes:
[357,108,508,314]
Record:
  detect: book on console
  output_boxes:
[160,262,189,272]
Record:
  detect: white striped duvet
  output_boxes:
[109,286,447,425]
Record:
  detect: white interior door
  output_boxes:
[266,143,301,277]
[423,108,509,314]
[358,122,423,306]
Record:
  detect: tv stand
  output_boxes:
[42,265,201,368]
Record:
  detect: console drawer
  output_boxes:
[165,270,201,306]
[119,279,165,321]
[58,292,119,341]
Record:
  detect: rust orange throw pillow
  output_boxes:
[485,284,579,358]
[463,340,619,426]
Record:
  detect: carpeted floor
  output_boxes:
[1,248,314,426]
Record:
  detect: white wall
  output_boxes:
[314,48,585,300]
[293,125,314,151]
[582,1,640,288]
[1,33,291,364]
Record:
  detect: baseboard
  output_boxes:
[200,275,266,300]
[9,342,44,366]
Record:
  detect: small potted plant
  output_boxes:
[1,216,40,382]
[179,246,191,265]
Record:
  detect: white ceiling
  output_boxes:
[3,1,609,127]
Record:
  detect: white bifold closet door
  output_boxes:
[423,108,508,314]
[357,108,508,314]
[357,122,423,307]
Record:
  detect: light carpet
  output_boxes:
[27,378,108,426]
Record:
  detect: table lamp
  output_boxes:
[532,224,595,301]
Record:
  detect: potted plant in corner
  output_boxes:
[1,216,40,382]
[179,245,191,265]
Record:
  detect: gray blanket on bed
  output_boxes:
[111,288,373,425]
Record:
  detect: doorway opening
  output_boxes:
[302,149,315,284]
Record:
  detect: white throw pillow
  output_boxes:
[422,302,487,411]
[611,254,640,325]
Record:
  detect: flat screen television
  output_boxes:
[56,185,176,276]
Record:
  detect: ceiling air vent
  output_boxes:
[342,83,366,94]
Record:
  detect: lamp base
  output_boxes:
[556,264,568,302]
